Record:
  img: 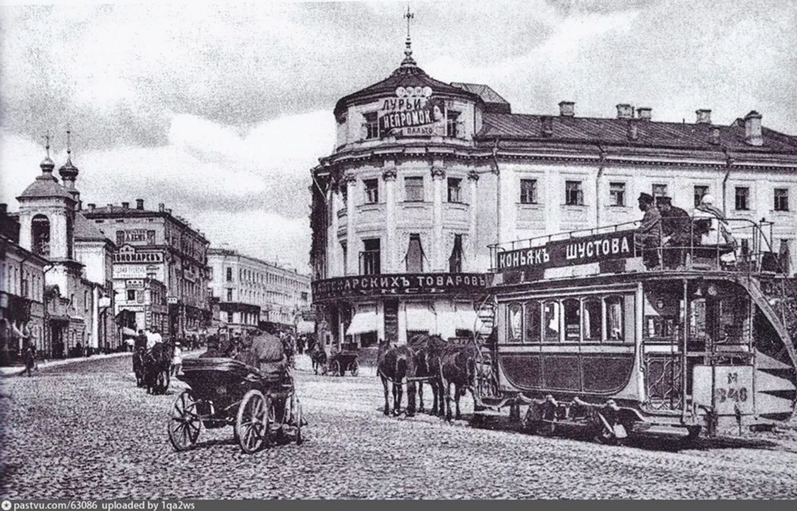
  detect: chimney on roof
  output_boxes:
[122,202,129,209]
[541,116,553,137]
[696,109,712,124]
[107,203,113,210]
[637,107,652,121]
[627,119,639,141]
[744,111,763,146]
[88,203,95,211]
[709,127,721,145]
[166,208,172,215]
[558,101,575,117]
[616,104,634,119]
[159,203,165,213]
[136,199,144,210]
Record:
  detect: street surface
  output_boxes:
[2,354,797,499]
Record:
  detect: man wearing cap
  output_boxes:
[658,196,692,268]
[636,193,662,269]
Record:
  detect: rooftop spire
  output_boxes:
[39,131,55,174]
[59,127,79,186]
[401,4,416,67]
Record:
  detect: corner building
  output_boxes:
[311,45,797,349]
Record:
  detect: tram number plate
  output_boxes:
[692,366,754,415]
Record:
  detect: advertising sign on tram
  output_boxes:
[496,231,637,273]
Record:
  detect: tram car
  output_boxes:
[476,218,797,443]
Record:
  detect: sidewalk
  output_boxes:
[0,351,132,377]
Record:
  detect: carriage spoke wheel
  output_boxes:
[293,396,304,445]
[332,360,341,377]
[235,390,270,454]
[350,360,359,377]
[168,390,201,451]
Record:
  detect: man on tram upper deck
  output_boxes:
[636,192,662,269]
[657,196,692,269]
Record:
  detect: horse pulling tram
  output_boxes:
[473,218,797,443]
[167,357,303,454]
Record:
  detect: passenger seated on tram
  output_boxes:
[692,194,737,265]
[635,193,662,269]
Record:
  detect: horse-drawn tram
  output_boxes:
[475,218,797,443]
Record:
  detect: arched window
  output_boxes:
[31,215,50,257]
[583,297,603,342]
[507,303,523,343]
[524,301,541,343]
[563,298,581,342]
[543,301,561,342]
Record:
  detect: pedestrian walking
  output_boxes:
[171,342,183,376]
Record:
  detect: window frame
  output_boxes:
[507,302,523,344]
[364,179,379,204]
[652,184,668,201]
[404,176,424,203]
[609,182,626,207]
[774,188,790,212]
[520,179,538,205]
[694,185,710,208]
[446,110,461,138]
[447,177,462,203]
[564,180,584,206]
[735,186,750,211]
[363,112,379,140]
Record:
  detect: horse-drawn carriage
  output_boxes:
[133,342,172,394]
[329,343,359,377]
[167,357,304,454]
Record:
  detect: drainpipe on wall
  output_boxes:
[492,137,502,246]
[722,147,734,216]
[595,145,607,228]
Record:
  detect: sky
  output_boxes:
[1,0,796,273]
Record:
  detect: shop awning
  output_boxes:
[405,305,434,333]
[437,311,483,339]
[121,327,137,337]
[346,311,379,336]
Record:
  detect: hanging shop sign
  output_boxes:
[496,231,637,274]
[378,86,446,138]
[312,272,487,302]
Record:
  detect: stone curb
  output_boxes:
[0,351,132,377]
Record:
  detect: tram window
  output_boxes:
[508,303,523,343]
[583,298,602,342]
[543,301,561,342]
[524,301,541,343]
[605,296,625,341]
[563,299,581,342]
[690,298,709,343]
[719,296,748,344]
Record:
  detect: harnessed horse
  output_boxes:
[377,339,418,417]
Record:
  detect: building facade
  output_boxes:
[9,147,119,361]
[310,42,797,349]
[0,205,48,365]
[207,248,311,334]
[83,200,211,339]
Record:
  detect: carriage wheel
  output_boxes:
[350,360,359,377]
[168,390,201,452]
[332,360,341,377]
[235,390,270,454]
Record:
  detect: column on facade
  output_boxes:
[467,171,480,272]
[327,186,338,278]
[431,167,446,271]
[382,167,397,273]
[91,286,100,349]
[345,173,358,276]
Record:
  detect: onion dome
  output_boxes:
[58,154,79,183]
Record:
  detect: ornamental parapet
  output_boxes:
[311,272,489,303]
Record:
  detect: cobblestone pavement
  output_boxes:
[2,354,797,499]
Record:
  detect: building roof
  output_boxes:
[18,172,74,201]
[476,113,797,153]
[74,213,113,243]
[83,205,209,243]
[333,62,480,118]
[451,83,511,113]
[208,247,311,279]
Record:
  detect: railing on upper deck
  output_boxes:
[488,217,786,278]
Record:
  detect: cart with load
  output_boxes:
[167,357,304,454]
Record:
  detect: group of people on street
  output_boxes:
[636,192,737,269]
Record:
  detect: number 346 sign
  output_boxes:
[692,366,754,416]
